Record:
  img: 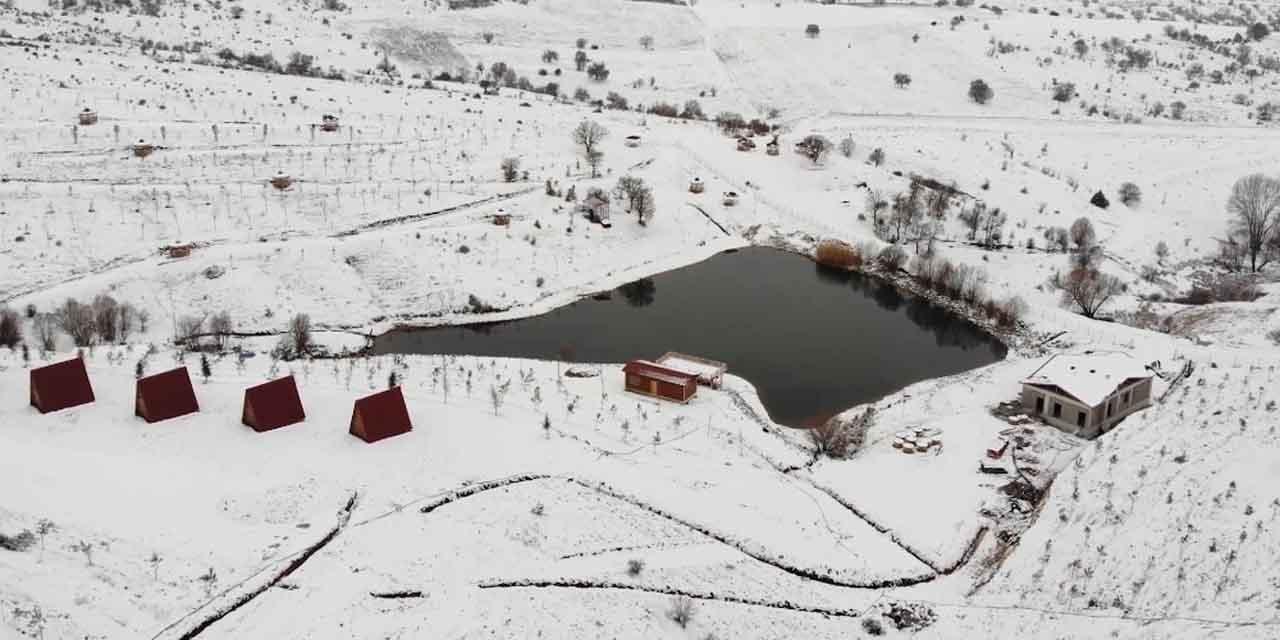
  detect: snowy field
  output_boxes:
[3,0,1280,636]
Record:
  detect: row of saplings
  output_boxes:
[815,240,1025,329]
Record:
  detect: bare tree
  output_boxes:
[868,147,885,166]
[0,307,20,349]
[838,135,855,158]
[668,596,695,629]
[209,311,233,352]
[175,315,205,349]
[118,303,137,342]
[92,294,119,343]
[1053,267,1125,318]
[1226,173,1280,272]
[572,120,608,177]
[500,157,520,182]
[1155,240,1170,264]
[979,207,1007,247]
[33,313,58,351]
[796,134,832,165]
[809,408,874,458]
[1069,216,1096,251]
[289,313,313,358]
[57,299,96,346]
[639,35,654,50]
[893,72,912,88]
[1118,182,1142,207]
[865,189,888,230]
[958,202,985,241]
[613,175,655,224]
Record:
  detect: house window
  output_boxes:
[1106,401,1113,418]
[1076,411,1086,427]
[1053,402,1062,418]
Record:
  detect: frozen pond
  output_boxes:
[374,247,1007,427]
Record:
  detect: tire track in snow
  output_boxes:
[477,579,864,619]
[151,492,359,640]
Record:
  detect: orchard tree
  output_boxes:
[893,72,912,88]
[1053,266,1124,318]
[1226,173,1280,272]
[572,120,609,177]
[574,50,589,72]
[1118,182,1141,207]
[969,78,993,104]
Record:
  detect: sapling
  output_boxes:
[35,519,56,561]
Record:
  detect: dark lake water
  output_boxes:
[373,247,1007,427]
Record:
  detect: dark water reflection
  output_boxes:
[373,247,1006,427]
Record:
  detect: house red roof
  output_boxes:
[242,375,305,432]
[30,357,95,414]
[623,360,697,386]
[135,367,199,423]
[349,386,412,443]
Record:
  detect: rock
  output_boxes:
[564,366,598,378]
[203,265,226,279]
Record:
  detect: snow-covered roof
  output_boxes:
[1021,353,1152,408]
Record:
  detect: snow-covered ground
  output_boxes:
[3,0,1280,636]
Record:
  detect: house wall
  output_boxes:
[1022,377,1154,439]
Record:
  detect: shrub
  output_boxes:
[289,313,312,358]
[893,72,912,88]
[626,559,645,576]
[573,87,591,102]
[877,245,908,270]
[679,100,704,120]
[500,157,520,182]
[796,134,832,164]
[605,92,628,110]
[1118,182,1141,206]
[0,307,20,349]
[715,111,746,134]
[209,311,232,351]
[838,136,855,158]
[805,24,820,38]
[668,596,695,628]
[647,102,679,118]
[0,529,36,552]
[991,296,1026,328]
[868,147,886,166]
[809,408,873,458]
[969,79,993,104]
[1170,101,1187,119]
[586,61,609,81]
[1052,82,1076,102]
[58,299,96,347]
[862,617,886,636]
[815,239,862,269]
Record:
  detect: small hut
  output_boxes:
[765,136,780,156]
[688,177,705,194]
[580,192,611,228]
[270,172,293,190]
[736,136,756,152]
[656,352,727,389]
[623,360,698,403]
[135,367,199,423]
[320,114,339,132]
[349,386,412,443]
[722,191,739,207]
[30,357,95,414]
[624,134,642,148]
[242,375,306,432]
[492,207,512,226]
[132,139,155,158]
[77,108,98,126]
[164,244,194,259]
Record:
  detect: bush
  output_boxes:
[58,299,96,347]
[500,157,520,182]
[877,245,908,270]
[815,239,862,269]
[586,61,609,81]
[1118,182,1141,206]
[679,100,704,120]
[0,529,36,552]
[1052,82,1076,102]
[809,408,873,458]
[0,307,20,349]
[668,596,695,628]
[969,79,993,104]
[862,617,886,636]
[289,313,312,358]
[647,102,679,118]
[868,147,885,166]
[605,92,628,110]
[796,134,832,164]
[893,72,912,88]
[626,559,645,576]
[805,24,820,38]
[715,111,746,134]
[572,87,591,102]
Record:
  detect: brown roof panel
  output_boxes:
[136,367,199,423]
[349,386,412,443]
[30,357,95,414]
[242,375,306,432]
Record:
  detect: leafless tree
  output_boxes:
[290,313,313,358]
[209,311,233,352]
[639,35,654,50]
[0,307,20,349]
[58,299,96,346]
[175,315,205,349]
[572,120,608,177]
[809,408,874,458]
[1118,181,1142,207]
[1070,216,1096,251]
[979,207,1007,247]
[668,596,695,629]
[1226,173,1280,272]
[117,303,137,341]
[33,313,58,351]
[959,202,985,240]
[1154,240,1170,264]
[838,135,855,158]
[92,294,119,343]
[1053,267,1125,318]
[865,189,888,230]
[500,157,520,182]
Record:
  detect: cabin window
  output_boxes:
[1106,401,1113,418]
[1076,411,1086,427]
[1052,402,1062,418]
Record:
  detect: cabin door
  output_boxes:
[648,380,657,396]
[1035,395,1045,415]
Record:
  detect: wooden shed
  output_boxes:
[624,134,642,148]
[688,177,704,194]
[320,114,339,132]
[132,139,154,158]
[623,360,698,403]
[242,375,306,432]
[349,386,412,443]
[136,367,199,423]
[270,172,293,190]
[30,356,95,414]
[656,352,727,389]
[78,108,98,126]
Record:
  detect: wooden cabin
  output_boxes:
[736,137,756,152]
[623,360,698,403]
[1020,353,1154,439]
[579,192,611,228]
[765,137,780,156]
[78,108,98,126]
[164,244,194,259]
[132,140,154,158]
[688,177,704,194]
[722,191,739,207]
[320,114,339,132]
[270,172,293,190]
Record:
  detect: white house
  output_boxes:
[1020,353,1154,438]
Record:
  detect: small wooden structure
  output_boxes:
[77,108,98,126]
[656,352,727,389]
[688,177,704,194]
[136,367,199,424]
[736,136,756,152]
[164,244,194,259]
[722,191,739,207]
[765,137,780,156]
[623,360,697,403]
[985,438,1010,459]
[132,139,155,158]
[320,114,339,132]
[30,357,95,414]
[492,208,512,226]
[242,375,306,432]
[270,172,293,190]
[349,386,412,443]
[579,193,611,228]
[624,134,642,148]
[1021,353,1154,439]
